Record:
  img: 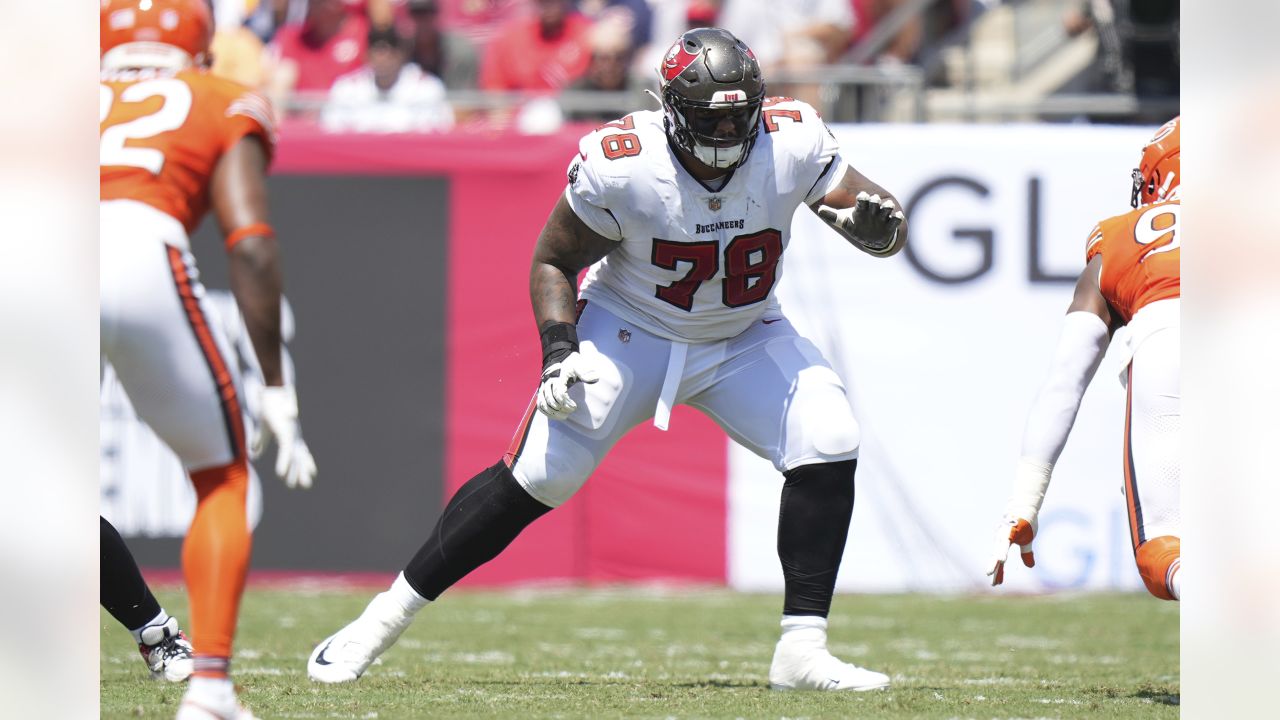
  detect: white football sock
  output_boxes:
[186,675,234,696]
[779,615,828,646]
[129,608,172,645]
[386,572,430,616]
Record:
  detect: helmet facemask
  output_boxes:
[663,89,763,169]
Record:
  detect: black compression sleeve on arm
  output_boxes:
[540,322,579,369]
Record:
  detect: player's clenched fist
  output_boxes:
[817,191,905,256]
[537,352,601,420]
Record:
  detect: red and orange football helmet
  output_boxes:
[1131,116,1180,208]
[100,0,214,71]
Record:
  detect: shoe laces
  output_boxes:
[156,631,194,663]
[142,629,192,664]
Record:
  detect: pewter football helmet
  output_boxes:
[657,28,765,170]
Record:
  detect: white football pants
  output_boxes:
[1122,319,1180,547]
[100,200,247,472]
[508,302,860,507]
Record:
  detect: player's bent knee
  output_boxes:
[1135,535,1180,601]
[511,440,596,508]
[788,361,860,460]
[802,394,860,461]
[811,417,860,459]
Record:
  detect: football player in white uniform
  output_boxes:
[308,28,907,692]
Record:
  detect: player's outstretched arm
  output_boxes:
[529,195,617,420]
[988,255,1115,585]
[810,165,909,258]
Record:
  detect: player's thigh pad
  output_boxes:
[688,324,859,471]
[1126,327,1180,540]
[101,208,245,471]
[509,304,669,507]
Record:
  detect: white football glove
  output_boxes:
[817,191,905,256]
[537,351,601,421]
[987,513,1037,586]
[256,385,317,489]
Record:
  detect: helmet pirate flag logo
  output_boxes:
[660,41,700,83]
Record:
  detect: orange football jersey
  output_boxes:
[1085,198,1180,323]
[100,67,276,234]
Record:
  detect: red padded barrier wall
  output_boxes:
[275,126,728,586]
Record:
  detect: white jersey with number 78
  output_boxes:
[564,98,848,343]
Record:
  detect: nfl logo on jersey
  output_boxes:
[708,197,722,211]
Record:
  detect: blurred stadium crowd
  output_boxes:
[206,0,1177,132]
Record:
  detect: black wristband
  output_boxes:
[540,322,579,369]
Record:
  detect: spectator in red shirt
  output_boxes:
[267,0,372,113]
[479,0,592,92]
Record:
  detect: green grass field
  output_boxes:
[101,586,1178,719]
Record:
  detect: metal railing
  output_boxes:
[283,82,1173,129]
[282,63,927,125]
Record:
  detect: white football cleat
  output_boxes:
[768,641,890,692]
[307,592,414,683]
[175,677,257,720]
[137,616,194,682]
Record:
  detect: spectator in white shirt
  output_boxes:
[322,25,455,133]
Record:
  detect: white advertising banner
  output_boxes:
[729,124,1157,594]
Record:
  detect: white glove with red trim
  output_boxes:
[987,459,1052,586]
[988,515,1038,586]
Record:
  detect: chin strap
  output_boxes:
[693,142,746,169]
